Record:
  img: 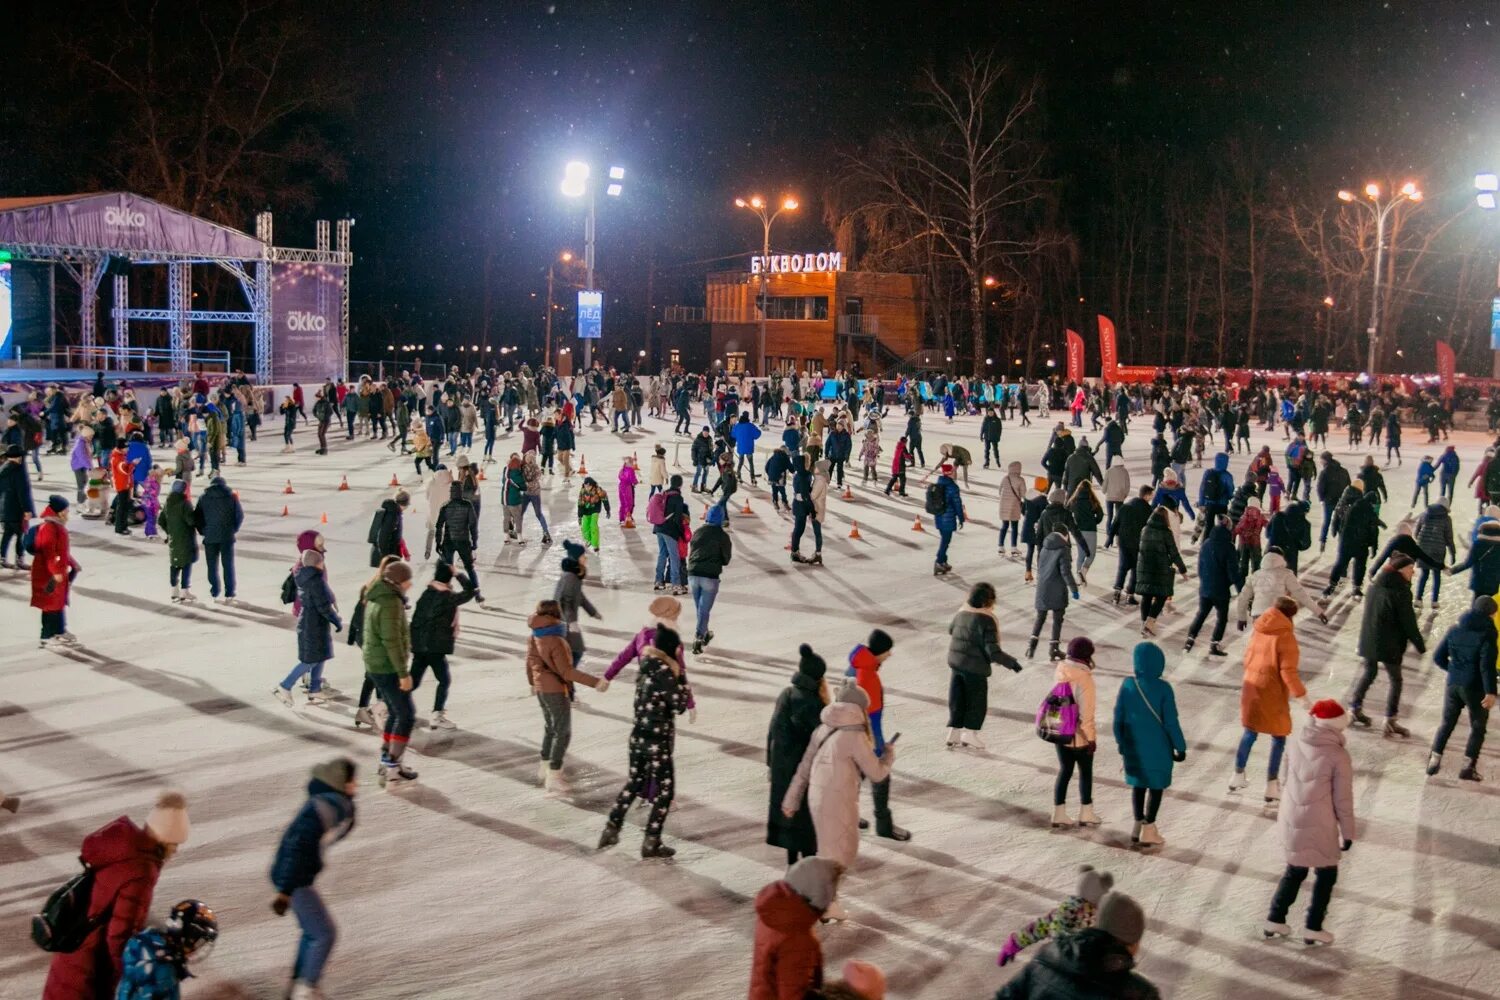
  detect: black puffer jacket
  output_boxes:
[947,607,1021,677]
[1357,569,1425,663]
[995,929,1161,1000]
[369,498,404,567]
[409,577,477,656]
[435,484,478,552]
[1111,496,1152,554]
[1134,510,1186,597]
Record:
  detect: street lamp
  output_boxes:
[561,160,625,371]
[1334,179,1423,377]
[735,193,799,375]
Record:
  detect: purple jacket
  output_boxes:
[69,436,93,473]
[605,626,695,708]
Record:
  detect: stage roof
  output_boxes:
[0,192,265,261]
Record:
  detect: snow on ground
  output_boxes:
[1,404,1496,1000]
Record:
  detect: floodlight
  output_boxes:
[1480,192,1498,210]
[609,166,625,180]
[606,183,623,197]
[561,161,590,198]
[1476,173,1499,192]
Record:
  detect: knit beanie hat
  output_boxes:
[311,757,356,789]
[705,505,726,527]
[835,678,870,709]
[797,643,827,680]
[1483,521,1500,539]
[433,559,454,584]
[866,629,894,657]
[1076,864,1115,905]
[171,479,187,495]
[1096,891,1146,946]
[381,560,413,586]
[1474,595,1498,618]
[1309,698,1351,731]
[1048,488,1066,504]
[1066,636,1095,665]
[47,494,70,512]
[145,790,190,846]
[563,540,586,560]
[784,857,843,913]
[841,960,887,1000]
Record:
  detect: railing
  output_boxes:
[837,315,881,336]
[0,346,233,374]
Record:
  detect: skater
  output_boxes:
[1068,480,1104,583]
[1028,531,1079,660]
[1183,518,1242,655]
[1346,555,1424,734]
[527,599,608,792]
[1101,458,1130,545]
[1134,505,1188,637]
[0,443,33,568]
[1047,637,1101,829]
[1231,597,1308,801]
[882,435,911,497]
[1110,485,1154,605]
[368,490,410,566]
[502,455,526,541]
[650,475,690,593]
[362,560,418,787]
[520,451,552,544]
[995,893,1158,997]
[604,596,696,720]
[1236,547,1323,627]
[686,503,732,652]
[1113,642,1187,847]
[766,644,830,867]
[997,460,1026,556]
[732,411,762,482]
[1412,497,1456,606]
[1323,482,1381,598]
[269,758,357,1000]
[996,865,1114,966]
[980,405,1003,468]
[30,495,80,647]
[576,476,611,551]
[555,540,602,665]
[789,455,824,567]
[844,628,910,840]
[272,549,342,707]
[109,439,136,535]
[435,481,483,601]
[767,444,792,510]
[929,462,964,575]
[160,480,199,604]
[193,475,242,603]
[946,582,1023,747]
[858,427,882,484]
[41,790,191,1000]
[114,900,218,1000]
[748,857,844,1000]
[422,463,453,559]
[1426,595,1497,781]
[598,625,692,858]
[1263,700,1356,947]
[1447,520,1500,603]
[781,681,895,915]
[618,454,638,524]
[409,559,477,730]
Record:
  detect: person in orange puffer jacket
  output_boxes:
[108,442,136,535]
[844,629,911,841]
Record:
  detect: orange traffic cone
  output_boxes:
[911,517,925,532]
[338,475,350,492]
[842,484,854,501]
[740,501,754,515]
[321,511,329,525]
[578,455,588,475]
[281,505,290,517]
[477,467,486,481]
[283,479,295,495]
[390,473,400,487]
[849,521,863,540]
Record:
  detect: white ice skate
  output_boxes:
[945,727,961,749]
[1302,928,1334,946]
[1263,778,1281,803]
[430,711,456,730]
[1076,804,1102,827]
[1136,822,1165,846]
[1050,805,1075,828]
[272,686,294,708]
[544,769,572,795]
[960,729,987,750]
[1262,920,1291,939]
[821,900,849,922]
[1228,769,1250,792]
[353,706,377,730]
[538,760,550,785]
[289,980,324,1000]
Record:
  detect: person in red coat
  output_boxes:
[748,857,842,1000]
[31,495,82,647]
[108,443,136,535]
[43,790,191,1000]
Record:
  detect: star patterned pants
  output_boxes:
[607,735,675,837]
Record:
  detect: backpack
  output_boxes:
[646,491,669,526]
[21,521,42,555]
[924,482,948,516]
[367,510,384,546]
[31,859,107,952]
[1035,681,1080,745]
[280,571,297,605]
[1202,471,1225,504]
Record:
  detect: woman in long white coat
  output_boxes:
[781,683,893,916]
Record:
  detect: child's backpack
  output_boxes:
[31,858,106,952]
[924,482,948,516]
[646,491,669,526]
[1035,682,1080,745]
[21,521,42,555]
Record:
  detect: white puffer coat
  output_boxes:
[782,701,892,867]
[1278,721,1357,868]
[1236,551,1319,623]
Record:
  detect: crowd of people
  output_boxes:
[7,362,1497,1000]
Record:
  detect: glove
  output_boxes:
[998,935,1022,967]
[271,893,290,916]
[1070,591,1080,601]
[1171,748,1187,763]
[1237,620,1247,632]
[1341,839,1353,852]
[595,678,610,693]
[688,708,698,725]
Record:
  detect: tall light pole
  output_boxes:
[543,250,575,370]
[735,194,798,375]
[561,161,625,371]
[1336,180,1422,378]
[1474,172,1500,377]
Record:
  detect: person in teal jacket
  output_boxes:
[1112,641,1187,849]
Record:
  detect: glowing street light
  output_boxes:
[1334,179,1422,376]
[561,159,627,369]
[735,191,800,375]
[983,276,998,288]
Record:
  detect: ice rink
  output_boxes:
[1,401,1496,1000]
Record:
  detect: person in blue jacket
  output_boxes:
[1195,452,1235,538]
[114,900,219,1000]
[1113,641,1187,848]
[126,431,153,489]
[1436,445,1460,502]
[1183,519,1243,656]
[730,412,762,484]
[1426,595,1498,781]
[931,462,965,575]
[1151,469,1195,522]
[270,758,358,1000]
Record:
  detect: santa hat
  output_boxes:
[1309,699,1351,731]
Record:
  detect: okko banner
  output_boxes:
[1436,340,1456,400]
[1096,314,1118,380]
[1065,328,1085,382]
[271,262,344,384]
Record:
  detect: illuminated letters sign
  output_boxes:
[749,251,844,275]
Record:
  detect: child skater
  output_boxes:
[142,465,165,539]
[577,476,611,552]
[859,428,882,484]
[997,866,1115,965]
[618,454,639,525]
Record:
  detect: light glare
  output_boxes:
[1476,173,1499,192]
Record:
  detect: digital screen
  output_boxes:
[1491,296,1500,352]
[577,289,602,340]
[0,263,11,359]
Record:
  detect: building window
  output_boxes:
[725,352,746,374]
[761,295,829,321]
[776,356,796,375]
[669,349,681,368]
[805,358,824,375]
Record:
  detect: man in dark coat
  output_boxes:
[1348,556,1425,734]
[1110,486,1154,603]
[369,492,410,567]
[1323,486,1382,597]
[1102,417,1125,468]
[1266,499,1313,575]
[766,645,827,865]
[980,406,1003,468]
[995,892,1160,1000]
[408,559,476,728]
[1063,440,1103,495]
[1183,519,1243,655]
[1427,595,1498,780]
[1315,452,1351,551]
[0,443,34,568]
[193,476,243,602]
[434,482,482,601]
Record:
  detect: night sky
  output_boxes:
[6,0,1500,363]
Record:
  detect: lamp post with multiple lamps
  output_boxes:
[734,194,798,375]
[561,161,625,372]
[1336,180,1422,378]
[1474,172,1500,377]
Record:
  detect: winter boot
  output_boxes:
[353,706,377,729]
[872,779,910,840]
[1111,588,1122,605]
[1228,769,1249,792]
[1349,706,1372,728]
[1458,757,1484,781]
[945,727,961,749]
[1137,822,1165,846]
[1047,641,1062,661]
[641,836,677,859]
[961,729,986,750]
[597,821,622,850]
[1263,779,1281,803]
[1183,636,1195,652]
[1209,641,1229,657]
[1302,928,1335,946]
[1262,921,1291,939]
[1426,752,1442,776]
[1026,635,1039,659]
[1076,803,1102,827]
[1050,805,1075,828]
[1383,718,1410,738]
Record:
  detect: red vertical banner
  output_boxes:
[1065,328,1085,382]
[1436,340,1456,399]
[1096,314,1118,380]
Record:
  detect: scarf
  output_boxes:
[531,623,566,639]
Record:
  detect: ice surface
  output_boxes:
[1,407,1496,1000]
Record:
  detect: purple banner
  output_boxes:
[0,193,264,259]
[271,262,343,383]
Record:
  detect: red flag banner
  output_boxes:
[1436,340,1456,399]
[1096,314,1118,380]
[1065,328,1085,382]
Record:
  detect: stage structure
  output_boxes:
[0,193,352,384]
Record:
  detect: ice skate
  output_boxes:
[1349,706,1372,728]
[1262,921,1291,939]
[1209,641,1228,657]
[1025,635,1039,659]
[170,587,181,604]
[1302,928,1334,946]
[1024,570,1034,583]
[1141,617,1157,637]
[1183,636,1195,652]
[597,821,622,850]
[1383,718,1410,739]
[640,836,676,859]
[538,760,550,785]
[1263,778,1281,803]
[820,900,849,922]
[1,794,18,813]
[289,981,324,1000]
[946,727,961,749]
[179,589,198,604]
[1111,588,1121,605]
[1228,769,1249,792]
[1426,752,1442,776]
[353,706,377,729]
[1049,805,1075,828]
[272,686,294,707]
[1130,821,1142,844]
[1076,803,1102,827]
[1458,758,1483,782]
[430,710,456,730]
[1047,641,1062,661]
[382,760,418,787]
[543,769,571,795]
[305,689,331,706]
[1136,822,1164,846]
[960,729,986,750]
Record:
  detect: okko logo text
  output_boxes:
[286,311,328,333]
[104,206,146,228]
